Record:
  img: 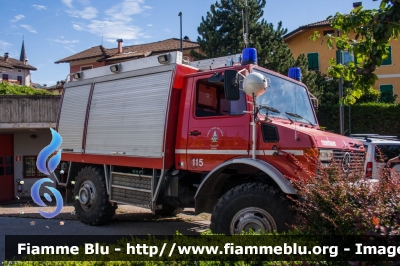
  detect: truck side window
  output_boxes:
[229,90,246,115]
[195,80,246,117]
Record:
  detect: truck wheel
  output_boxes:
[155,204,183,216]
[210,183,295,235]
[73,166,115,225]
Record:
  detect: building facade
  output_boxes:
[0,96,61,202]
[284,20,400,103]
[0,41,37,86]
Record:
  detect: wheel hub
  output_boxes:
[230,207,277,234]
[78,180,96,212]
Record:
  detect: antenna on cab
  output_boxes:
[242,0,249,48]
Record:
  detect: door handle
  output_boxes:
[189,131,201,136]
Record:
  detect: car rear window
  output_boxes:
[374,145,400,163]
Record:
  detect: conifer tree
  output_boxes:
[191,0,305,75]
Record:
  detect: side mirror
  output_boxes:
[309,92,319,109]
[224,70,240,100]
[312,98,319,109]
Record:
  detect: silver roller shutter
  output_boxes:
[58,84,91,152]
[85,71,173,157]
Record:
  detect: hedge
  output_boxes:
[0,82,52,95]
[316,103,400,137]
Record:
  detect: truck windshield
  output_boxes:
[253,68,317,125]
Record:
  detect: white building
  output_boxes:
[0,40,36,86]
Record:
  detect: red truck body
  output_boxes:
[56,51,365,234]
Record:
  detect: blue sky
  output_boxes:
[1,0,380,86]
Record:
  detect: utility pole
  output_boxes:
[346,2,364,136]
[337,29,345,135]
[244,0,249,47]
[178,12,183,52]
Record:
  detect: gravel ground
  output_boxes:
[0,198,211,223]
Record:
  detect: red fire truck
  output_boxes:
[56,49,365,234]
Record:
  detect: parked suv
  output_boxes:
[349,134,400,179]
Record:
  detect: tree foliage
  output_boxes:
[305,71,384,105]
[312,0,400,104]
[0,82,52,95]
[191,0,305,75]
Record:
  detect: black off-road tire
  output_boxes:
[210,183,295,235]
[155,204,183,216]
[73,166,116,225]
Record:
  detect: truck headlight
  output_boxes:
[319,149,333,162]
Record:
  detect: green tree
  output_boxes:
[191,0,266,60]
[0,82,52,95]
[191,0,305,75]
[311,0,400,104]
[305,71,340,106]
[305,71,382,105]
[358,87,381,103]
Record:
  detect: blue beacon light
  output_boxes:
[288,67,301,82]
[241,48,257,65]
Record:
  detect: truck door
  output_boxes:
[186,75,250,172]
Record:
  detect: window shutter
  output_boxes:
[307,54,313,69]
[380,84,394,102]
[380,84,393,94]
[382,46,392,65]
[307,53,319,70]
[336,50,342,64]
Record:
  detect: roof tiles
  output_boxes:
[284,19,332,40]
[0,56,37,70]
[55,38,200,64]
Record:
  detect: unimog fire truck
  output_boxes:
[55,49,365,234]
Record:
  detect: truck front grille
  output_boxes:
[332,150,365,174]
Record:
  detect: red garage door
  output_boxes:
[0,134,14,202]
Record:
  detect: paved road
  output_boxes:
[0,201,210,263]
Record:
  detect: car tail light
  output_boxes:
[366,162,373,178]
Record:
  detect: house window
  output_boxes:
[17,76,23,85]
[2,74,9,81]
[343,51,354,65]
[380,84,394,102]
[81,65,93,71]
[382,46,392,65]
[18,70,22,72]
[307,53,319,71]
[323,30,335,36]
[23,156,47,178]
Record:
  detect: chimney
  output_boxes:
[117,39,123,53]
[4,52,9,62]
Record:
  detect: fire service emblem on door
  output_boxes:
[207,127,223,149]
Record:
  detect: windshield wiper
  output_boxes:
[259,105,294,124]
[285,112,314,127]
[259,105,280,114]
